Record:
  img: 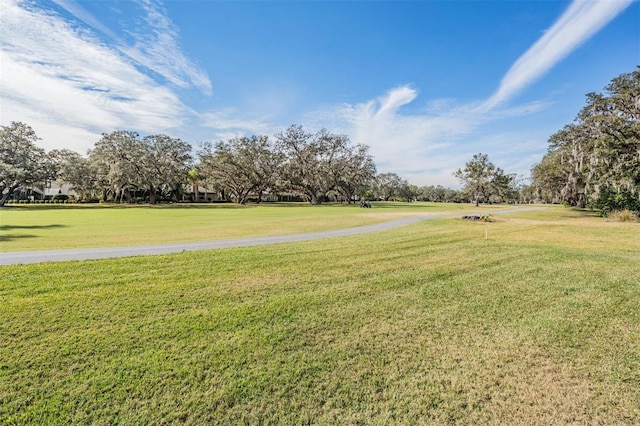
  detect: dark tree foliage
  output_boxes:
[0,122,50,207]
[0,121,380,206]
[48,149,96,201]
[198,135,279,204]
[275,125,375,204]
[454,153,515,207]
[89,131,192,203]
[374,172,409,201]
[532,68,640,213]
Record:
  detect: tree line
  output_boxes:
[0,124,380,206]
[1,119,529,208]
[531,68,639,214]
[17,64,637,211]
[197,125,377,205]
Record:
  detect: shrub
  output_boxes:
[607,209,639,222]
[593,188,640,217]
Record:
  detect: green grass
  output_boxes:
[0,202,505,252]
[1,206,639,424]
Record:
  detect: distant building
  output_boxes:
[44,183,78,199]
[8,183,78,201]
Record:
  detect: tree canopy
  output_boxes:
[2,120,533,207]
[531,68,639,213]
[454,153,515,207]
[373,173,409,201]
[0,122,50,207]
[0,122,382,206]
[198,135,279,204]
[89,131,192,203]
[275,125,375,204]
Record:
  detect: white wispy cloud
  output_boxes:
[199,109,277,141]
[50,0,120,40]
[316,82,561,186]
[121,0,213,95]
[312,0,633,186]
[0,0,208,153]
[308,86,487,186]
[50,0,212,95]
[0,0,631,188]
[482,0,634,110]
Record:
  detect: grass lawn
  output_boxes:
[1,206,639,424]
[0,202,505,252]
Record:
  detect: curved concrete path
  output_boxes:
[0,207,542,265]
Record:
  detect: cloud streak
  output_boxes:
[311,0,634,185]
[306,86,489,186]
[198,109,277,142]
[317,86,553,186]
[51,0,119,40]
[482,0,634,110]
[50,0,212,95]
[0,0,209,153]
[122,0,213,95]
[0,0,632,187]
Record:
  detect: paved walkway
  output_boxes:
[0,207,542,265]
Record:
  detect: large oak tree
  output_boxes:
[532,68,640,212]
[0,122,50,207]
[454,153,514,206]
[198,135,279,204]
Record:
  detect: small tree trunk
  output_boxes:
[149,186,156,204]
[0,192,11,207]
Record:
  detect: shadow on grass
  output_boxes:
[1,205,99,211]
[153,203,249,209]
[0,203,246,211]
[1,201,470,210]
[250,202,360,208]
[0,224,67,231]
[0,234,37,242]
[560,207,601,219]
[1,202,367,210]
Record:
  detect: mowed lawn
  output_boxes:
[0,202,493,252]
[1,206,639,424]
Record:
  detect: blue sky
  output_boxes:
[1,0,638,187]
